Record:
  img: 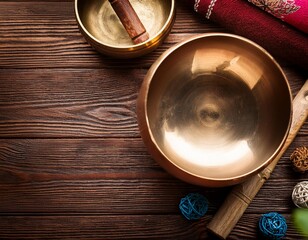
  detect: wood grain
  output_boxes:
[0,138,306,215]
[0,215,208,240]
[0,214,305,240]
[0,0,307,239]
[0,1,219,69]
[0,69,306,138]
[0,69,142,137]
[0,2,305,69]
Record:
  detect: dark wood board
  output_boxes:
[0,0,307,239]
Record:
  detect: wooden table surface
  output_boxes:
[0,1,307,239]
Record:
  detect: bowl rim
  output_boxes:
[74,0,175,51]
[138,33,293,186]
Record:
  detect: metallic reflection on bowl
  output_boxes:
[137,33,292,187]
[75,0,175,58]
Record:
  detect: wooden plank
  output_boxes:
[0,138,306,179]
[0,214,304,240]
[0,69,143,137]
[0,178,223,215]
[0,69,307,138]
[0,1,223,69]
[0,215,208,240]
[0,1,303,69]
[0,1,306,240]
[0,138,306,215]
[0,1,304,70]
[0,177,303,214]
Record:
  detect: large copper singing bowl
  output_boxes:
[137,33,292,187]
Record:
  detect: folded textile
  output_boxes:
[247,0,308,34]
[187,0,308,70]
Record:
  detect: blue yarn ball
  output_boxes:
[259,212,287,239]
[179,193,208,220]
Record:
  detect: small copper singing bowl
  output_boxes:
[75,0,175,58]
[137,33,292,187]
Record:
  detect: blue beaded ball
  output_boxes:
[259,212,287,239]
[179,193,208,220]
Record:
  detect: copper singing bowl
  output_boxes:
[75,0,175,58]
[137,33,292,187]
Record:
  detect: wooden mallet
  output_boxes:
[207,80,308,239]
[108,0,149,44]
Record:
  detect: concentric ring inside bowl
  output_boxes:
[75,0,175,58]
[138,33,292,187]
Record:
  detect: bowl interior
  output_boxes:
[77,0,172,47]
[145,34,291,181]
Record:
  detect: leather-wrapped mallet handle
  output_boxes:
[207,80,308,239]
[108,0,149,44]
